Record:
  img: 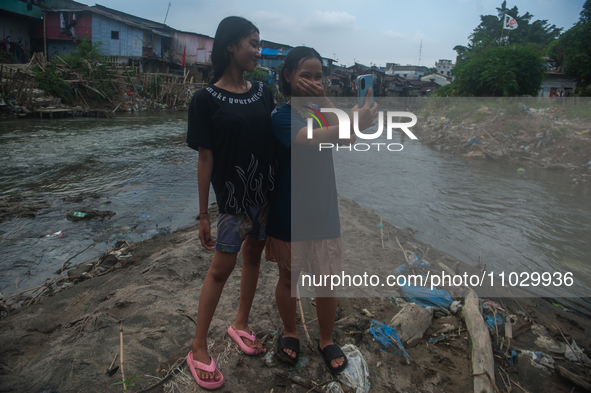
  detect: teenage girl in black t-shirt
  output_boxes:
[185,17,275,390]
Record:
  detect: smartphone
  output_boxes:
[357,74,373,107]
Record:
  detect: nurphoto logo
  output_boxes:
[306,108,418,152]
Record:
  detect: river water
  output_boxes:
[1,112,590,308]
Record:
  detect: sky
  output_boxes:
[77,0,585,68]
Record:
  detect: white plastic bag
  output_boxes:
[337,344,370,393]
[326,381,345,393]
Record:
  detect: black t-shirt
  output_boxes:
[187,81,276,214]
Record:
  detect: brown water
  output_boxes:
[1,112,590,309]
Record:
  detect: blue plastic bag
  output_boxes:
[399,284,453,312]
[484,314,504,330]
[368,320,412,360]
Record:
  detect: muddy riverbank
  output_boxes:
[1,198,590,393]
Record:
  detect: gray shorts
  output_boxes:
[215,203,269,253]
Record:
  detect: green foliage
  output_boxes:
[444,44,545,97]
[245,67,271,85]
[32,38,118,103]
[0,51,15,64]
[111,375,140,392]
[34,63,74,104]
[468,1,562,49]
[554,0,591,91]
[275,62,284,81]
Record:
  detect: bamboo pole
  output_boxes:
[119,321,126,391]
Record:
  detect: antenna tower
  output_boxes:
[418,39,422,65]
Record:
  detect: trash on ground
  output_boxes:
[44,230,64,238]
[337,344,370,393]
[535,335,566,354]
[564,340,591,364]
[484,314,503,330]
[369,320,412,362]
[398,284,453,314]
[521,350,555,369]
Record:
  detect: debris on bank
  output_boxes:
[1,52,204,120]
[415,101,591,177]
[1,199,590,393]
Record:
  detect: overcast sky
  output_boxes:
[79,0,585,68]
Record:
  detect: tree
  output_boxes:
[463,1,562,51]
[553,0,591,94]
[245,67,271,85]
[442,44,545,96]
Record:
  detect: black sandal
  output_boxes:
[276,334,299,365]
[318,343,348,374]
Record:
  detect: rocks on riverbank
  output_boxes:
[1,198,590,393]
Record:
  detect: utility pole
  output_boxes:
[164,2,171,24]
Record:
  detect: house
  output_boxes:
[259,40,291,70]
[348,62,386,95]
[386,64,428,80]
[0,0,44,63]
[435,59,454,77]
[171,31,213,81]
[413,80,439,96]
[539,70,576,97]
[330,64,353,95]
[29,1,93,59]
[420,73,450,86]
[538,58,576,97]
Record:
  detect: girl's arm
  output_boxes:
[197,147,216,250]
[292,89,377,146]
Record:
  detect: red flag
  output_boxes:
[181,45,186,67]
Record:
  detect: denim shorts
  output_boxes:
[215,203,269,253]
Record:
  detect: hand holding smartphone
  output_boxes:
[357,74,373,108]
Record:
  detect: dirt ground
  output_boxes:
[1,198,590,393]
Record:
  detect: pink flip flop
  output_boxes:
[227,325,262,355]
[186,351,224,390]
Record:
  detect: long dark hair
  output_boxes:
[280,46,323,96]
[210,16,259,84]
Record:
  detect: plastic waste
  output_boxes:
[337,344,370,393]
[535,336,566,354]
[521,350,554,368]
[45,230,65,238]
[394,264,409,275]
[73,212,86,218]
[484,315,503,330]
[368,320,412,360]
[508,350,518,366]
[465,137,479,147]
[450,300,462,314]
[398,284,453,313]
[517,168,526,174]
[565,340,591,364]
[406,252,430,268]
[326,382,344,393]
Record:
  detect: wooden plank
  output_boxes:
[463,288,495,393]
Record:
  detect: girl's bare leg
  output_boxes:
[316,297,345,368]
[191,250,237,381]
[231,236,266,350]
[275,264,298,358]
